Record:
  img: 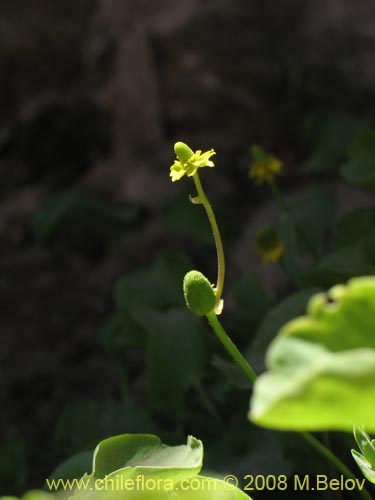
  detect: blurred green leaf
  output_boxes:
[55,400,154,455]
[335,207,375,248]
[301,238,375,286]
[280,277,375,351]
[99,312,147,351]
[0,492,54,500]
[250,338,375,431]
[249,277,375,431]
[161,195,214,245]
[48,451,93,484]
[285,185,335,254]
[340,130,375,187]
[304,114,370,171]
[134,309,207,414]
[246,288,321,373]
[280,214,301,286]
[233,273,270,321]
[211,356,251,390]
[115,253,190,311]
[33,189,138,242]
[0,437,28,491]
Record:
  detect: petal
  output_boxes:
[170,161,186,182]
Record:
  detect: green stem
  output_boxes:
[193,172,225,311]
[269,181,320,261]
[300,432,373,500]
[206,311,257,383]
[206,311,372,500]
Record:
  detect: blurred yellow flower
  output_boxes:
[249,145,283,186]
[170,142,216,182]
[256,226,284,264]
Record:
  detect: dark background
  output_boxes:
[0,0,374,494]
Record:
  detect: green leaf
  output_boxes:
[249,277,375,431]
[0,437,28,491]
[99,312,148,351]
[353,427,375,466]
[335,207,375,248]
[115,253,190,311]
[161,196,214,245]
[173,477,250,499]
[279,276,375,351]
[279,214,301,286]
[246,288,321,373]
[74,434,250,500]
[54,400,154,455]
[211,356,251,390]
[233,273,270,320]
[285,185,335,254]
[301,238,375,286]
[48,451,93,483]
[351,427,375,484]
[136,309,206,414]
[340,131,375,187]
[33,189,137,242]
[91,434,203,480]
[1,492,54,500]
[351,449,375,484]
[303,114,370,171]
[250,337,375,431]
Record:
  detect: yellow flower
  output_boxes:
[256,226,284,264]
[170,142,216,182]
[249,145,283,186]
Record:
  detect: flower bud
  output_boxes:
[174,142,194,163]
[183,270,216,316]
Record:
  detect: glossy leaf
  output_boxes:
[352,427,375,483]
[351,450,375,484]
[73,435,249,500]
[91,434,203,480]
[353,427,375,466]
